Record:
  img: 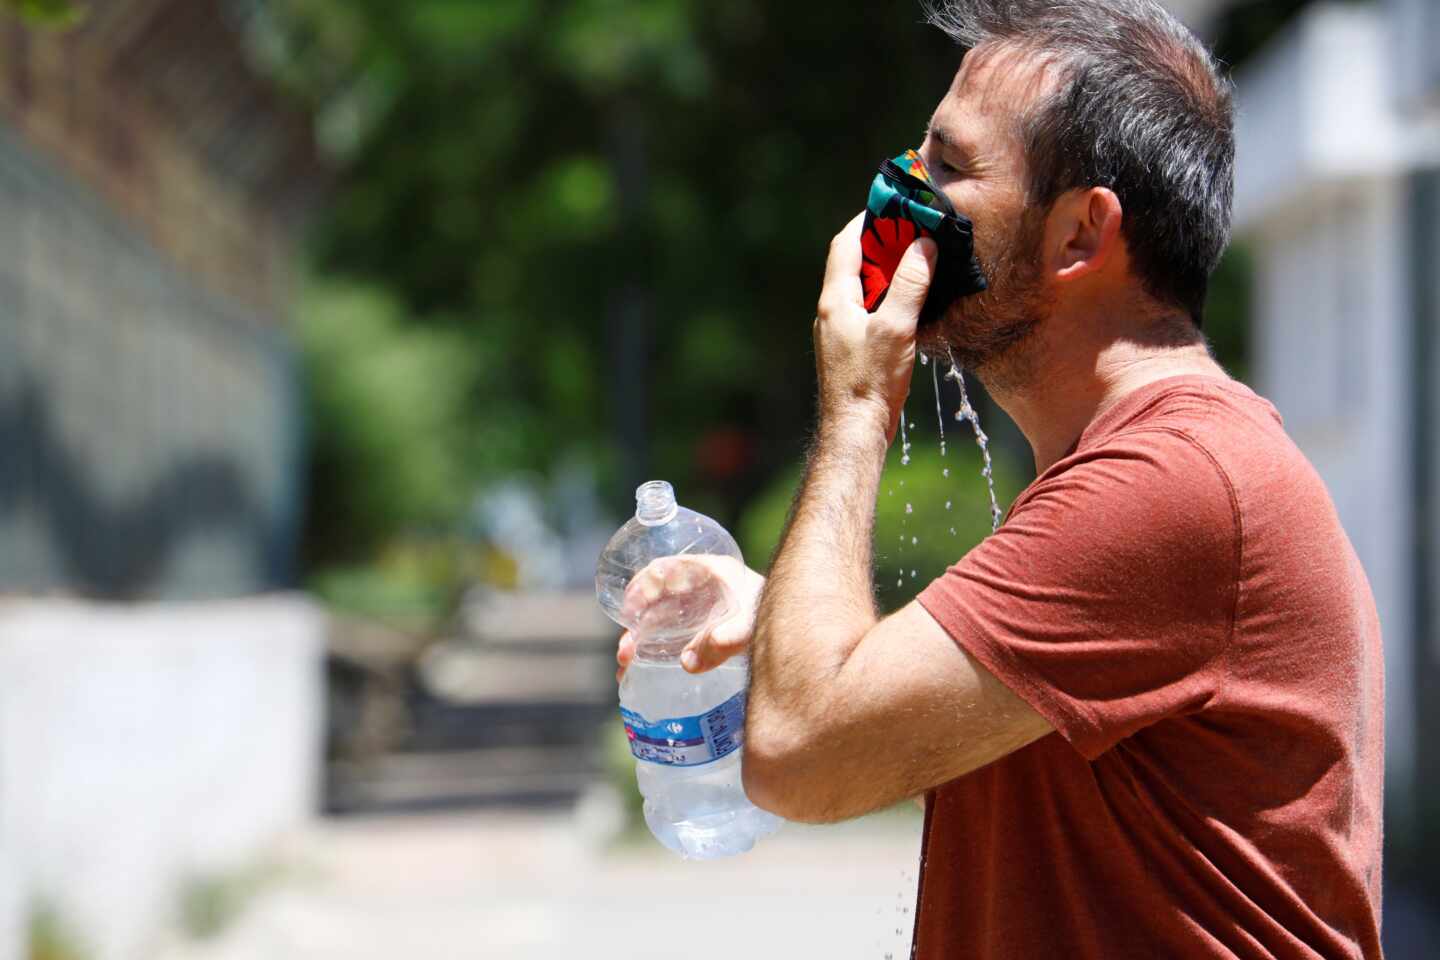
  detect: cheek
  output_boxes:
[946,183,1022,255]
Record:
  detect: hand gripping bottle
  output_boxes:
[595,480,782,858]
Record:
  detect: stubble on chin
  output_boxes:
[922,272,1047,394]
[920,211,1050,393]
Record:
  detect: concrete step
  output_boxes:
[416,645,614,705]
[327,745,604,814]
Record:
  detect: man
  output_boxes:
[617,1,1383,956]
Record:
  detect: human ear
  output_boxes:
[1048,187,1123,281]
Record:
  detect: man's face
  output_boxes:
[916,46,1055,382]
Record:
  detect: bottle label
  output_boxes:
[620,690,746,767]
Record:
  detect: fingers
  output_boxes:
[617,555,762,677]
[875,238,937,334]
[616,630,635,683]
[682,617,752,673]
[622,556,730,616]
[818,212,867,315]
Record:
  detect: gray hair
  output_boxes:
[923,0,1235,325]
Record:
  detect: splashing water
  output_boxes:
[931,359,947,458]
[945,349,1004,533]
[897,395,911,585]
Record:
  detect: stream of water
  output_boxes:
[944,348,1003,533]
[892,350,1003,589]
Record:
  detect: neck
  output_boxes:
[979,312,1227,475]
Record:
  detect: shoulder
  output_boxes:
[1013,422,1240,556]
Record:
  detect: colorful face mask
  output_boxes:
[861,149,988,326]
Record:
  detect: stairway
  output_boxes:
[325,589,619,813]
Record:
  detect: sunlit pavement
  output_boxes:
[158,808,924,960]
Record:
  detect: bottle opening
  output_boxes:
[635,480,678,526]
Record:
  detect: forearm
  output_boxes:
[746,406,888,763]
[741,215,934,821]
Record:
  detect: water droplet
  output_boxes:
[900,455,910,466]
[944,500,952,510]
[919,352,929,365]
[896,578,903,587]
[904,503,913,514]
[909,421,916,430]
[949,527,957,536]
[910,536,917,545]
[942,468,949,478]
[910,570,916,578]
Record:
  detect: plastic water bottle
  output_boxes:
[595,480,782,859]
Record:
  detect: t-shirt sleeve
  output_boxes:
[917,428,1239,760]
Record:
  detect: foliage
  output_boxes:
[309,538,501,633]
[1205,242,1253,383]
[267,0,966,563]
[26,902,85,960]
[739,415,1024,612]
[0,0,81,27]
[177,863,285,941]
[295,283,482,566]
[266,0,1276,571]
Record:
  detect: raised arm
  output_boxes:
[742,215,1051,823]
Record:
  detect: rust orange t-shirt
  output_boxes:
[914,375,1384,959]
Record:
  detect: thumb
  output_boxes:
[681,618,751,673]
[880,238,938,324]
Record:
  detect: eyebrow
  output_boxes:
[927,124,956,148]
[926,123,972,161]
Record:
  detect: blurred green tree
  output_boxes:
[267,0,1280,573]
[0,0,81,26]
[740,431,1024,611]
[264,0,964,564]
[296,283,482,565]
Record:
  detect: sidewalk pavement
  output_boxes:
[158,807,925,960]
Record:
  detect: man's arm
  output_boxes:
[742,217,1052,823]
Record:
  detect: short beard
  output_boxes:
[919,209,1050,392]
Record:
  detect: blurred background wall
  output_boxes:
[0,3,323,958]
[0,0,1437,957]
[0,0,315,599]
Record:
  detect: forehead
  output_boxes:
[929,43,1059,150]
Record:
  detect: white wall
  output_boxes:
[0,595,324,960]
[1233,3,1403,230]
